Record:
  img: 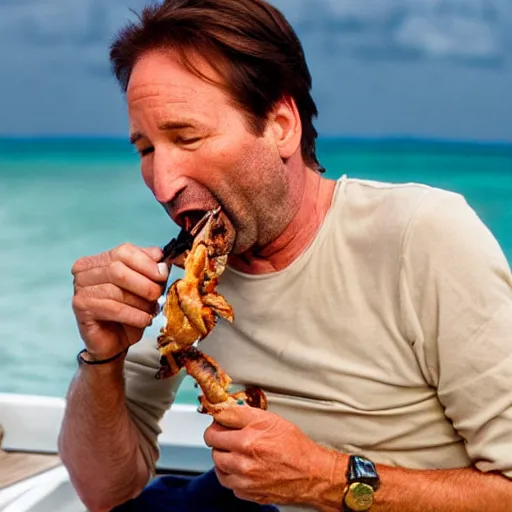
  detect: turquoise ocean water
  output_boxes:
[0,138,511,404]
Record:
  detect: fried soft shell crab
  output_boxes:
[155,208,267,415]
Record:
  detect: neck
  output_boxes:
[229,170,336,275]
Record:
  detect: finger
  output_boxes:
[76,284,157,315]
[72,252,111,275]
[141,246,170,277]
[111,244,168,282]
[211,449,239,475]
[122,325,147,347]
[213,468,256,502]
[72,244,167,283]
[73,296,153,329]
[75,262,164,302]
[213,405,263,429]
[214,465,233,489]
[204,422,238,451]
[213,465,244,490]
[140,246,164,261]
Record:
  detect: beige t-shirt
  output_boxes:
[125,176,512,509]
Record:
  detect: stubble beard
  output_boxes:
[227,152,295,255]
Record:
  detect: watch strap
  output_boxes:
[342,455,380,511]
[346,455,380,490]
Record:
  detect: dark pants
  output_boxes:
[112,468,279,511]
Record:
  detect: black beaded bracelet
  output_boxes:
[77,348,128,366]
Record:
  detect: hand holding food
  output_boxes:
[71,244,169,360]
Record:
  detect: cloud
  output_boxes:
[2,0,509,68]
[0,0,148,77]
[2,0,126,46]
[20,0,109,46]
[395,15,500,64]
[273,0,509,67]
[0,0,510,140]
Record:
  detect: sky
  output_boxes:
[0,0,511,141]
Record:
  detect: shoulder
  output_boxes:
[337,176,440,249]
[403,184,473,238]
[341,177,436,223]
[332,177,510,280]
[401,185,508,270]
[339,177,502,261]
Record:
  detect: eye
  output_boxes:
[177,136,202,146]
[139,146,154,157]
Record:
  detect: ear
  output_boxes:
[268,96,302,160]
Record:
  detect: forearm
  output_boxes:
[310,448,512,512]
[58,358,150,511]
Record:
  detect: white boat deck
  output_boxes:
[0,393,213,511]
[0,449,61,490]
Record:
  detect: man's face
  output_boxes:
[127,50,292,254]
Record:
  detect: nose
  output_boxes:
[151,147,189,204]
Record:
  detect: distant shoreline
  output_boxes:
[0,135,510,148]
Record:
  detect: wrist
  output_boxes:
[79,347,127,362]
[306,445,348,512]
[78,348,127,374]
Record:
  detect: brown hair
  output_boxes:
[109,0,324,172]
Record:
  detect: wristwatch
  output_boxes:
[342,455,380,511]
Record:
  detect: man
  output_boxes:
[58,0,512,511]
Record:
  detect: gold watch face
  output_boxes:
[344,482,375,511]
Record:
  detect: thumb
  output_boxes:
[141,247,170,280]
[213,404,264,429]
[141,246,164,262]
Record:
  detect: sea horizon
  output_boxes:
[1,134,511,147]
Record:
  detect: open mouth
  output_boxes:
[177,210,208,233]
[161,208,223,264]
[161,206,235,265]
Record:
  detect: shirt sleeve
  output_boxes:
[399,188,512,477]
[124,336,186,476]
